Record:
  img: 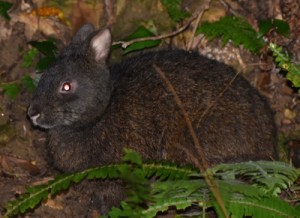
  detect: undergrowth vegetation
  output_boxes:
[3,149,300,217]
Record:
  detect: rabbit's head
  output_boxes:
[27,24,112,129]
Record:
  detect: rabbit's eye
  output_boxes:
[59,80,77,94]
[59,82,72,94]
[62,82,71,91]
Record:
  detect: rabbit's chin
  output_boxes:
[31,120,56,130]
[35,119,77,129]
[30,116,61,129]
[33,118,85,130]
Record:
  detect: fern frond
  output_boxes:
[197,16,265,53]
[227,195,300,218]
[3,166,111,218]
[3,150,197,218]
[269,43,300,90]
[4,149,299,218]
[109,179,212,218]
[211,161,299,195]
[143,162,198,180]
[113,176,300,218]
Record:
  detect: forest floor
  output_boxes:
[0,0,300,217]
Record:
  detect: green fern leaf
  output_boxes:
[212,161,298,195]
[197,16,265,53]
[143,162,197,180]
[131,179,211,217]
[123,148,143,166]
[4,187,48,217]
[228,195,300,218]
[109,201,143,218]
[269,43,300,90]
[3,166,118,217]
[3,149,299,218]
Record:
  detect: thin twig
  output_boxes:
[113,0,212,49]
[153,63,229,218]
[112,21,189,48]
[197,71,240,128]
[152,64,208,172]
[187,0,211,50]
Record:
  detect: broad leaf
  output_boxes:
[0,84,19,100]
[36,56,56,72]
[22,48,38,68]
[29,40,58,57]
[273,19,290,37]
[122,26,161,54]
[21,75,36,92]
[258,19,290,38]
[258,19,273,38]
[0,1,13,20]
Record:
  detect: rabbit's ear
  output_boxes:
[90,28,112,63]
[72,23,95,44]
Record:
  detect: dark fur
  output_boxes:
[28,24,277,215]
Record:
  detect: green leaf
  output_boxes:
[227,195,300,217]
[29,40,58,57]
[273,19,290,37]
[123,149,143,166]
[212,161,299,195]
[258,19,290,38]
[3,149,299,218]
[27,40,58,72]
[0,84,19,100]
[36,56,56,72]
[22,48,38,68]
[258,19,273,38]
[287,64,300,88]
[21,75,36,92]
[0,1,13,20]
[269,43,300,91]
[122,26,161,54]
[197,16,265,53]
[160,0,190,22]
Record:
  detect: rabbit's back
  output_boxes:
[100,49,276,165]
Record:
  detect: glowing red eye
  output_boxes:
[59,80,77,94]
[62,82,71,92]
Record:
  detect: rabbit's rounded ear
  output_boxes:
[90,28,112,63]
[72,23,95,44]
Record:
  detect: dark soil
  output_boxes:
[0,0,300,217]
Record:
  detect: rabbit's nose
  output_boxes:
[27,105,41,126]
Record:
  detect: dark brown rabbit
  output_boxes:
[27,24,276,215]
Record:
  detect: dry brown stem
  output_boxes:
[152,64,208,172]
[197,71,240,128]
[187,0,212,50]
[152,64,229,218]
